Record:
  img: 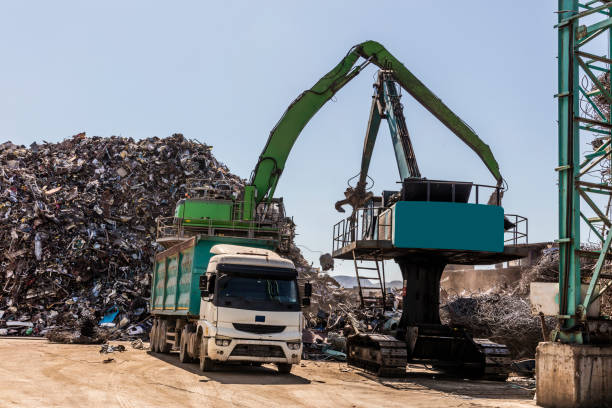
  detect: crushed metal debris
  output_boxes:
[441,246,612,359]
[0,133,243,340]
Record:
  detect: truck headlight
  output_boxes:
[215,338,231,347]
[287,342,301,350]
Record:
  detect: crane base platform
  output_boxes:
[332,241,529,265]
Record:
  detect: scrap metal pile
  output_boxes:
[515,246,611,315]
[441,247,612,359]
[441,292,553,360]
[301,270,359,314]
[301,286,401,361]
[0,133,244,341]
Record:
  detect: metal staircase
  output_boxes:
[351,250,387,309]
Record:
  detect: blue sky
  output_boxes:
[0,1,559,280]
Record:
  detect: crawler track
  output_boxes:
[473,338,511,381]
[347,333,511,380]
[347,334,407,377]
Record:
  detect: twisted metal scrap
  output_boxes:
[442,292,554,359]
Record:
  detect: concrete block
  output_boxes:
[441,266,521,292]
[536,342,612,407]
[530,283,601,317]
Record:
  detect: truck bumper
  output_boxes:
[207,338,301,364]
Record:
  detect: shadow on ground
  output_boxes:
[148,351,311,385]
[358,370,535,400]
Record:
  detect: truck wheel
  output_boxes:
[155,320,164,353]
[150,320,158,352]
[199,337,215,371]
[159,320,171,354]
[179,330,192,363]
[200,357,216,371]
[276,363,292,374]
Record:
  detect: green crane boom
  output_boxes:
[249,40,502,204]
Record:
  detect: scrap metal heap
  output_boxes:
[0,133,297,341]
[0,131,345,342]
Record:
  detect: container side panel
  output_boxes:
[152,261,167,311]
[178,247,194,310]
[164,255,179,310]
[153,236,277,317]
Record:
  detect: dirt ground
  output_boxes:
[0,338,536,408]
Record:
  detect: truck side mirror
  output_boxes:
[199,275,209,297]
[207,274,216,295]
[304,282,312,298]
[302,298,311,307]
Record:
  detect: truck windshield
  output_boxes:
[216,276,299,311]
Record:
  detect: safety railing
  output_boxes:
[399,179,504,205]
[156,216,283,242]
[332,207,391,252]
[504,214,528,246]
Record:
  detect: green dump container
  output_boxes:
[151,235,275,317]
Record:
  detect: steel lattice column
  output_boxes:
[557,0,582,342]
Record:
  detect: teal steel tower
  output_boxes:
[557,0,612,343]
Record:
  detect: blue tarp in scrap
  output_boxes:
[99,305,119,325]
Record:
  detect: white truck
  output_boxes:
[150,239,310,374]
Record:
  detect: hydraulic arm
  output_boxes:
[365,70,421,184]
[249,41,502,206]
[335,70,422,213]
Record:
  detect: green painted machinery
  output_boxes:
[157,183,287,250]
[159,41,507,255]
[251,41,503,205]
[152,41,528,378]
[154,40,529,378]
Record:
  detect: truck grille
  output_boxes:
[230,344,285,358]
[232,323,286,334]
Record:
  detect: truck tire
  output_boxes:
[155,320,163,353]
[150,320,158,352]
[159,320,171,354]
[199,337,215,371]
[200,357,216,371]
[276,363,292,374]
[154,320,161,353]
[179,330,192,363]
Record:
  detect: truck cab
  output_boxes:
[196,245,305,373]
